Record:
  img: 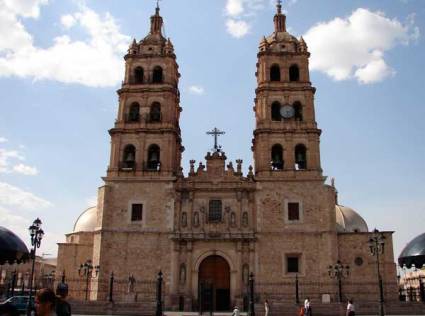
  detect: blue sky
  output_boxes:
[0,0,424,261]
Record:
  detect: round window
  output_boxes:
[354,257,363,266]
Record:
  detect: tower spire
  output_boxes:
[150,1,163,35]
[273,0,286,32]
[276,0,282,14]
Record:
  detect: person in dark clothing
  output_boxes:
[55,283,71,316]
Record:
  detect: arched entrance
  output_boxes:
[198,255,230,311]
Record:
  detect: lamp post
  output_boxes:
[248,272,255,316]
[328,260,350,302]
[295,273,300,304]
[78,260,100,301]
[26,218,44,316]
[368,228,385,316]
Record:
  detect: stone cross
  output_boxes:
[206,127,225,152]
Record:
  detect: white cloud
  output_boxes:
[0,137,8,143]
[0,2,130,87]
[188,85,205,95]
[0,143,38,175]
[13,163,39,176]
[226,19,250,38]
[355,58,395,84]
[60,14,75,29]
[304,8,420,84]
[224,0,265,38]
[0,182,52,210]
[2,0,48,18]
[0,148,23,173]
[226,0,244,17]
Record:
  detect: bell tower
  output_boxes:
[252,1,322,179]
[107,5,183,179]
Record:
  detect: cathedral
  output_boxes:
[56,3,399,313]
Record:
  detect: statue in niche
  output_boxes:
[242,212,248,227]
[230,212,236,227]
[194,212,200,227]
[179,264,186,285]
[181,212,187,227]
[128,274,136,293]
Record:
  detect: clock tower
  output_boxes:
[252,2,322,179]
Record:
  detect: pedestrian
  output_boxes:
[346,299,355,316]
[35,288,57,316]
[264,299,270,316]
[232,305,240,316]
[56,282,71,316]
[304,298,312,316]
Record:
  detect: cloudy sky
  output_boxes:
[0,0,424,262]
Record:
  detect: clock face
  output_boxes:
[280,105,295,118]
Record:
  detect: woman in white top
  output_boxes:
[304,298,311,316]
[232,306,240,316]
[264,299,270,316]
[346,299,355,316]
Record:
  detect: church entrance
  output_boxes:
[198,255,230,312]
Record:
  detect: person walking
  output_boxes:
[55,283,71,316]
[304,298,312,316]
[264,299,270,316]
[232,306,240,316]
[35,288,57,316]
[346,299,355,316]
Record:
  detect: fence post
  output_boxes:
[249,272,255,316]
[108,272,114,302]
[11,270,17,297]
[156,271,163,316]
[295,273,300,304]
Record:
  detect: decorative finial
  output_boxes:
[276,0,282,14]
[206,127,225,152]
[156,0,161,14]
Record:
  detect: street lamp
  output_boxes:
[26,218,44,316]
[78,260,100,301]
[328,260,350,302]
[368,228,385,316]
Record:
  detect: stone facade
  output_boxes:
[56,4,399,313]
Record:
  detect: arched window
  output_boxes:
[270,65,281,82]
[134,67,144,84]
[271,144,284,170]
[293,101,303,121]
[152,66,163,83]
[147,144,160,170]
[271,102,281,121]
[122,145,136,169]
[149,102,161,122]
[295,144,307,170]
[289,64,300,82]
[128,102,140,122]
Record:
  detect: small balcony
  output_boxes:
[143,161,161,172]
[119,161,136,171]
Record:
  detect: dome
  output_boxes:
[398,233,425,268]
[0,226,30,264]
[73,206,97,233]
[335,205,369,233]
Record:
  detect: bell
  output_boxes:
[150,152,159,162]
[125,152,135,162]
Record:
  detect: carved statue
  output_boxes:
[194,212,199,227]
[242,212,249,227]
[179,264,186,285]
